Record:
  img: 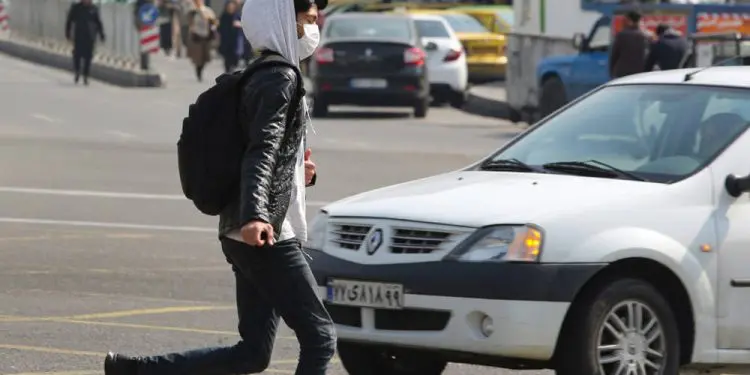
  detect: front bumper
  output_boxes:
[467,57,507,81]
[308,249,604,361]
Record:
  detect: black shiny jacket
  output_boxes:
[218,63,310,239]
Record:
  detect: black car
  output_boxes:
[309,13,430,118]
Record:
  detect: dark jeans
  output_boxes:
[73,45,93,77]
[136,238,337,375]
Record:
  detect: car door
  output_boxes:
[705,96,750,350]
[568,16,612,100]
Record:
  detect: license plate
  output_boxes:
[350,78,388,89]
[326,279,404,310]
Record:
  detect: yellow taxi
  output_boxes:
[451,5,513,35]
[400,8,507,81]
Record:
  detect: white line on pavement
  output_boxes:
[30,113,60,123]
[0,217,215,232]
[107,130,137,139]
[0,186,330,206]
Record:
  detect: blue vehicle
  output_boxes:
[534,2,750,118]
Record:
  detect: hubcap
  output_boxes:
[596,300,666,375]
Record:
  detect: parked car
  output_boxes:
[309,12,430,118]
[306,67,750,375]
[452,4,514,35]
[409,13,468,107]
[403,9,506,82]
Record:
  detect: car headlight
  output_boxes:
[443,225,543,263]
[306,210,329,250]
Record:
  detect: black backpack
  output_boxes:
[177,53,304,216]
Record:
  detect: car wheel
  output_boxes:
[449,90,467,109]
[539,76,567,118]
[312,98,328,118]
[414,99,428,118]
[337,341,448,375]
[556,278,680,375]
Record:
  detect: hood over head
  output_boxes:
[241,0,300,65]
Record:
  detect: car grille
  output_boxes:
[390,227,452,254]
[330,223,372,250]
[328,220,466,255]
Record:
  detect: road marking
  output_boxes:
[0,217,216,233]
[65,305,234,320]
[10,372,99,375]
[107,130,136,139]
[0,344,312,370]
[30,113,60,123]
[0,187,185,200]
[0,315,297,341]
[0,186,331,206]
[0,306,233,322]
[0,344,100,357]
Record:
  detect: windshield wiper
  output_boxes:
[542,160,647,181]
[480,158,547,173]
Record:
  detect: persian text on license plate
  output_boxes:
[350,78,388,89]
[326,279,404,310]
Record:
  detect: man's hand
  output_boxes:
[241,220,274,247]
[304,148,316,185]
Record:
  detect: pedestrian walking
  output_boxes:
[609,10,649,79]
[157,0,179,57]
[645,23,689,71]
[186,0,217,81]
[103,0,336,374]
[217,0,242,72]
[65,0,105,85]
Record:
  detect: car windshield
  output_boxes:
[484,84,750,183]
[496,9,513,29]
[326,18,412,40]
[441,14,489,33]
[415,19,451,38]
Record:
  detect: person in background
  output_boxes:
[65,0,105,86]
[186,0,217,81]
[645,23,689,71]
[158,0,178,57]
[218,0,242,72]
[609,10,649,78]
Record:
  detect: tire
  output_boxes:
[337,341,447,375]
[312,98,328,118]
[539,76,567,118]
[414,98,428,118]
[556,278,681,375]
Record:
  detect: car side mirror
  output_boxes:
[572,33,586,51]
[425,42,438,51]
[725,174,750,197]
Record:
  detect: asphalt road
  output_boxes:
[0,52,544,375]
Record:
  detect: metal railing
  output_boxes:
[7,0,140,65]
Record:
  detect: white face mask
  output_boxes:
[298,23,320,60]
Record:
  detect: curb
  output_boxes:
[462,89,510,120]
[0,38,165,88]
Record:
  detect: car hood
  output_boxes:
[323,171,665,227]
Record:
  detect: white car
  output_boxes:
[410,13,469,108]
[306,66,750,375]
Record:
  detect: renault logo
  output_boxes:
[365,228,383,255]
